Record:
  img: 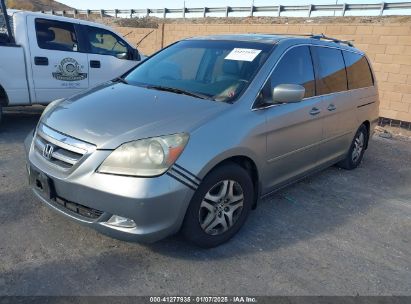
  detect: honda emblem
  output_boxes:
[42,144,54,160]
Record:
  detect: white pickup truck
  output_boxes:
[0,9,143,121]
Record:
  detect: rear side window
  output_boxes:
[35,19,78,52]
[269,46,315,98]
[343,52,374,89]
[314,47,347,95]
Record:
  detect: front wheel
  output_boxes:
[338,124,368,170]
[181,163,254,248]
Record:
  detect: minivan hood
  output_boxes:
[41,82,227,149]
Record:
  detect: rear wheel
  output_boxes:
[182,163,254,248]
[338,124,368,170]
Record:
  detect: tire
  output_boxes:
[182,162,254,248]
[337,124,368,170]
[0,104,2,125]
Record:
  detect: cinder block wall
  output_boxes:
[115,22,411,122]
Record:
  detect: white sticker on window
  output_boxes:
[225,48,262,62]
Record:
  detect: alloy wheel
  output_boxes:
[198,180,244,236]
[352,132,365,163]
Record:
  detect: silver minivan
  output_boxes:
[25,34,379,247]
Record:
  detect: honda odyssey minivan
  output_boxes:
[25,34,379,247]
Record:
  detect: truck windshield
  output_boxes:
[125,40,273,102]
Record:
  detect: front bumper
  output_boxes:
[24,131,195,243]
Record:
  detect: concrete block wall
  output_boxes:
[115,26,163,56]
[115,22,411,122]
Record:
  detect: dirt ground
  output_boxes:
[0,106,410,295]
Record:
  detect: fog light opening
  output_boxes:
[106,215,136,228]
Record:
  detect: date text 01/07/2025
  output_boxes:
[149,296,257,303]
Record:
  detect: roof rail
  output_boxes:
[310,33,354,47]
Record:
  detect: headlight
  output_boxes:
[97,133,189,177]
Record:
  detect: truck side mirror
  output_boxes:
[272,84,305,104]
[124,49,141,61]
[132,49,141,61]
[116,52,128,60]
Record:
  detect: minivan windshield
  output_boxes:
[124,40,273,103]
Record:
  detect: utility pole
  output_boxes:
[0,0,14,43]
[183,0,186,19]
[334,0,339,16]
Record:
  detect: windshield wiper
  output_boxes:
[144,85,213,100]
[112,77,129,85]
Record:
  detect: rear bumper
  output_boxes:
[24,131,195,243]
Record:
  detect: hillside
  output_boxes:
[113,15,411,28]
[5,0,73,11]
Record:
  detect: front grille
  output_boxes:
[34,136,83,168]
[34,124,95,170]
[53,196,103,219]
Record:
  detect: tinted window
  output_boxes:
[35,19,78,52]
[125,40,272,103]
[86,26,128,58]
[314,47,347,95]
[160,47,205,80]
[268,46,316,99]
[343,52,374,89]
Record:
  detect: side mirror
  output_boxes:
[135,49,142,61]
[116,52,128,60]
[272,84,305,104]
[128,48,141,61]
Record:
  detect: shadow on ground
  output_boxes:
[0,106,44,144]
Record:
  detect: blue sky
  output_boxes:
[58,0,408,10]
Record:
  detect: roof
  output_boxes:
[9,10,112,31]
[6,10,135,47]
[187,33,359,52]
[188,34,285,44]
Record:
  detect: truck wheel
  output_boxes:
[337,124,368,170]
[0,104,2,124]
[181,163,254,248]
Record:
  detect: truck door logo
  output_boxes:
[52,58,87,81]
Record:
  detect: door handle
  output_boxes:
[90,60,101,68]
[309,107,321,116]
[34,56,48,66]
[327,104,337,111]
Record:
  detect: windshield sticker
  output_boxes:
[225,48,262,62]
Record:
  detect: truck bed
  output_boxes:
[0,44,30,105]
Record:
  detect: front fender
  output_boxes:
[174,108,267,196]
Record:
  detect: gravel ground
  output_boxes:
[0,106,410,296]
